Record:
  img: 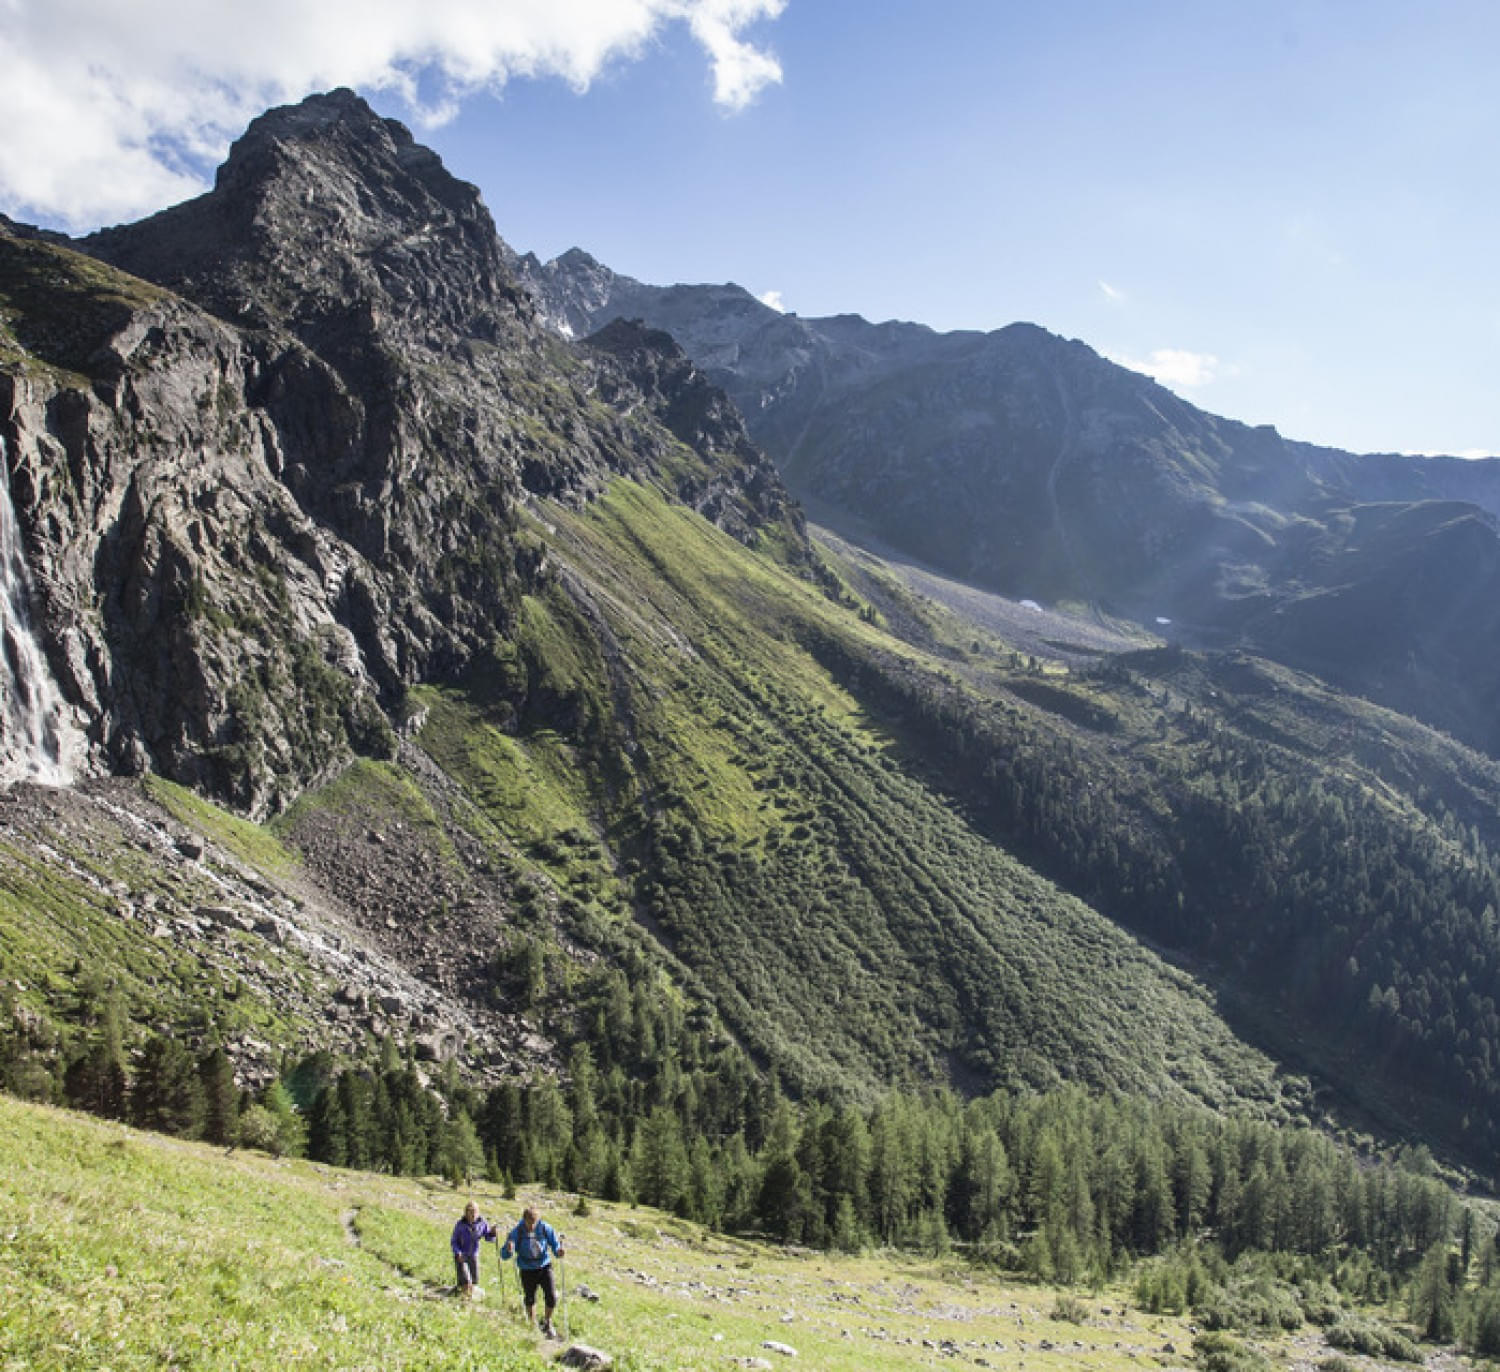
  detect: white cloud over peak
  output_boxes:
[758,289,785,311]
[1110,347,1222,389]
[0,0,787,229]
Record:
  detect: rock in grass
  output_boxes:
[760,1341,798,1357]
[556,1345,612,1369]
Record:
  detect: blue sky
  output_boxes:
[3,0,1495,455]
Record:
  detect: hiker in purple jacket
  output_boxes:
[451,1200,499,1297]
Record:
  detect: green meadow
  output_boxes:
[0,1095,1304,1372]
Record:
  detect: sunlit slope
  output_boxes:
[413,479,1291,1111]
[0,1096,547,1370]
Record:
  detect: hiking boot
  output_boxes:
[541,1320,557,1339]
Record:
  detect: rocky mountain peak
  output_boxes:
[512,246,623,339]
[87,89,521,347]
[2,94,809,810]
[212,87,489,239]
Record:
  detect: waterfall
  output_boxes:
[0,475,77,787]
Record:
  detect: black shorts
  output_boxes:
[520,1264,557,1309]
[455,1254,478,1287]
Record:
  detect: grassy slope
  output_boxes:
[0,783,319,1054]
[410,480,1292,1112]
[499,477,1500,1159]
[5,468,1497,1164]
[1,1095,1288,1372]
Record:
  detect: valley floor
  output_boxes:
[0,1097,1470,1372]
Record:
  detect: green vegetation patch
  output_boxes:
[275,760,457,865]
[1,1095,1261,1372]
[0,232,167,380]
[144,775,300,877]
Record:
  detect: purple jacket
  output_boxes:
[451,1216,498,1261]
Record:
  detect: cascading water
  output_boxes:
[0,474,78,787]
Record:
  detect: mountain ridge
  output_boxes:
[517,247,1500,756]
[2,90,804,811]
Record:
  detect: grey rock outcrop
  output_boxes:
[1,91,802,812]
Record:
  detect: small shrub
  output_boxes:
[1325,1316,1422,1364]
[1296,1281,1343,1327]
[237,1104,282,1154]
[1198,1277,1303,1333]
[1051,1294,1089,1324]
[1194,1330,1271,1372]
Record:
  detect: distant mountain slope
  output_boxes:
[516,250,1500,756]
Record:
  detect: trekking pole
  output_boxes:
[558,1253,569,1342]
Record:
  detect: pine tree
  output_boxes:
[63,1001,128,1122]
[758,1149,811,1243]
[631,1105,689,1213]
[198,1046,239,1146]
[308,1085,350,1166]
[338,1071,378,1170]
[132,1034,205,1138]
[437,1109,485,1186]
[524,1079,573,1188]
[1409,1242,1458,1342]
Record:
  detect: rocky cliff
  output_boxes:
[0,92,802,814]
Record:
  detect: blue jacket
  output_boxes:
[451,1216,498,1261]
[501,1219,562,1271]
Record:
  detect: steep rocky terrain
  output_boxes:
[517,250,1500,755]
[0,92,799,814]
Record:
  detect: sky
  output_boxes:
[1,0,1496,457]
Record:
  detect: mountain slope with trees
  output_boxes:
[3,89,1500,1216]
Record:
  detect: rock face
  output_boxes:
[0,91,801,813]
[518,249,1500,756]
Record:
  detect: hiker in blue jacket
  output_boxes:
[501,1205,566,1336]
[451,1200,499,1298]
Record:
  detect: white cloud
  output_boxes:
[1098,279,1126,306]
[758,289,785,311]
[1404,448,1500,460]
[1110,347,1222,389]
[684,0,788,109]
[0,0,787,229]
